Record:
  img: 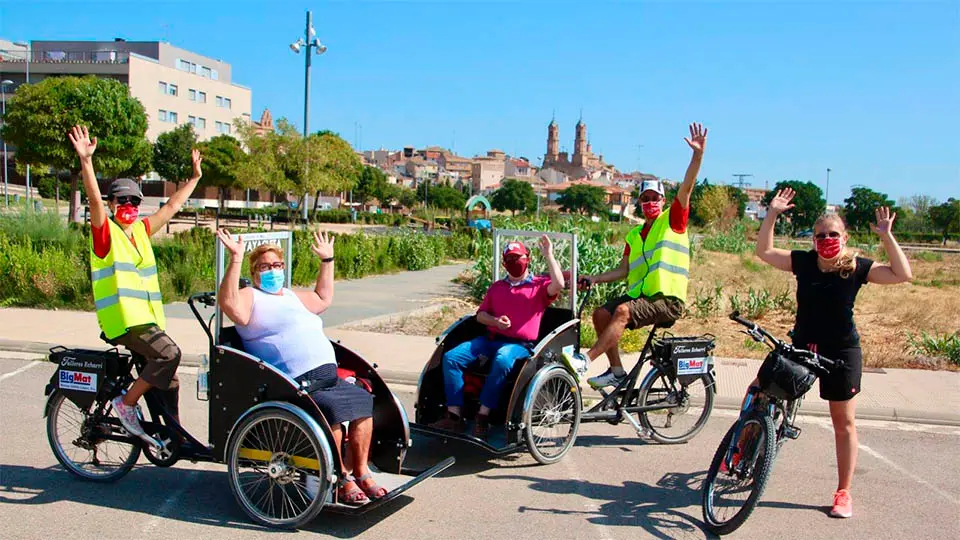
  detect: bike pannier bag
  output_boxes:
[48,348,120,410]
[757,351,816,401]
[654,336,716,384]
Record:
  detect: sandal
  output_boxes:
[337,476,369,505]
[355,472,387,500]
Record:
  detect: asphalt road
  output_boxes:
[2,353,958,540]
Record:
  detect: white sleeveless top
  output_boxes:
[235,287,336,379]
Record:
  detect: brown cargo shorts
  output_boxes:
[114,324,182,418]
[600,294,684,330]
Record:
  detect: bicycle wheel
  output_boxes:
[524,367,581,465]
[227,408,329,529]
[701,413,777,536]
[46,391,141,482]
[635,365,715,444]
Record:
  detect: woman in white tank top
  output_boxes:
[216,229,387,505]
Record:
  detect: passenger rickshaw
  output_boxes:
[412,229,718,464]
[43,231,454,529]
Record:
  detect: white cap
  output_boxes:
[639,180,664,196]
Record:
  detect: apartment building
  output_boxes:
[0,39,252,142]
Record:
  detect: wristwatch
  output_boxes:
[321,257,334,263]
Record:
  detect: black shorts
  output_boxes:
[796,343,863,402]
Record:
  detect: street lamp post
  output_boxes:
[14,42,30,206]
[826,168,832,210]
[1,79,13,207]
[289,10,327,222]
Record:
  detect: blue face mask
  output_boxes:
[258,269,285,294]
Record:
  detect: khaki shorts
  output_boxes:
[600,294,684,330]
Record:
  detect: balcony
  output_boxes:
[0,49,130,64]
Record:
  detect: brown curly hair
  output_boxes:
[814,214,857,278]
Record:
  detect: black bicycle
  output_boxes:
[579,286,718,444]
[700,312,836,535]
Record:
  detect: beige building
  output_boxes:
[471,155,505,193]
[0,39,252,143]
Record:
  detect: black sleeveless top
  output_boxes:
[790,250,873,349]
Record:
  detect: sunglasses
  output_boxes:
[255,261,286,273]
[114,196,142,207]
[815,231,842,240]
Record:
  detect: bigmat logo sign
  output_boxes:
[59,370,98,393]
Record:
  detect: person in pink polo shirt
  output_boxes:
[430,235,565,438]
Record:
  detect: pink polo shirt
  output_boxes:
[478,275,557,341]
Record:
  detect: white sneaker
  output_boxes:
[560,351,590,380]
[111,396,146,438]
[587,369,626,389]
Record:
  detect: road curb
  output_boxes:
[329,303,449,331]
[4,338,958,427]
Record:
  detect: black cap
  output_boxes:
[103,178,143,201]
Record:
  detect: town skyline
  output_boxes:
[1,1,957,203]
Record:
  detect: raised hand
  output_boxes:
[768,188,796,214]
[215,228,244,259]
[310,229,335,259]
[191,149,203,180]
[870,206,897,236]
[68,125,97,159]
[538,234,553,256]
[684,122,708,154]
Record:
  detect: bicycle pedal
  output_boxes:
[783,426,801,440]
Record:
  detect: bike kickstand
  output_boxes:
[620,409,651,439]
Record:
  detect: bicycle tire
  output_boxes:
[46,391,141,482]
[701,412,777,536]
[636,364,715,444]
[524,367,582,465]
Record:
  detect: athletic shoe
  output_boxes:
[587,369,626,389]
[560,351,589,380]
[830,489,853,518]
[111,396,146,439]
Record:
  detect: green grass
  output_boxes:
[907,331,960,367]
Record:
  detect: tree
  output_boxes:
[396,187,418,210]
[697,184,736,226]
[198,134,245,210]
[153,124,198,184]
[762,180,825,232]
[0,75,152,222]
[490,178,536,216]
[557,184,607,215]
[354,165,390,206]
[235,118,361,217]
[898,194,939,233]
[929,198,960,245]
[843,185,896,231]
[417,182,466,210]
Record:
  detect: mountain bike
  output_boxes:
[701,312,835,535]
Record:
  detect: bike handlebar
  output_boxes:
[728,311,837,373]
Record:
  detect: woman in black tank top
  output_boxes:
[753,189,913,519]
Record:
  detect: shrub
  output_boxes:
[690,283,724,320]
[701,220,749,254]
[906,331,960,367]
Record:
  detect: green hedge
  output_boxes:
[0,209,479,310]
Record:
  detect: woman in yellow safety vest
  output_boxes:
[69,125,203,442]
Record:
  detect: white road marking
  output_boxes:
[141,469,200,535]
[0,360,43,382]
[856,442,960,506]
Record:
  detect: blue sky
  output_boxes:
[2,1,958,203]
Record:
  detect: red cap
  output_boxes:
[502,241,529,257]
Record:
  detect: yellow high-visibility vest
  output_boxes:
[90,219,165,339]
[625,209,690,301]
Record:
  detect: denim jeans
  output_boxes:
[442,336,531,410]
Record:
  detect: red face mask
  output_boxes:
[114,204,139,226]
[815,237,843,259]
[641,201,663,220]
[504,258,529,279]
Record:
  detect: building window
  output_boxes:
[188,89,197,101]
[177,59,197,73]
[197,117,206,130]
[168,111,178,123]
[211,69,219,81]
[198,91,207,103]
[215,96,232,109]
[188,115,197,126]
[158,109,168,122]
[215,121,231,134]
[201,66,212,78]
[167,83,178,96]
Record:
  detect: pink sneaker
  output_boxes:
[111,396,146,438]
[830,489,853,518]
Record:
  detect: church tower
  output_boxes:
[546,117,559,163]
[572,116,588,167]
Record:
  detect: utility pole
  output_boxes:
[826,168,831,208]
[731,173,753,189]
